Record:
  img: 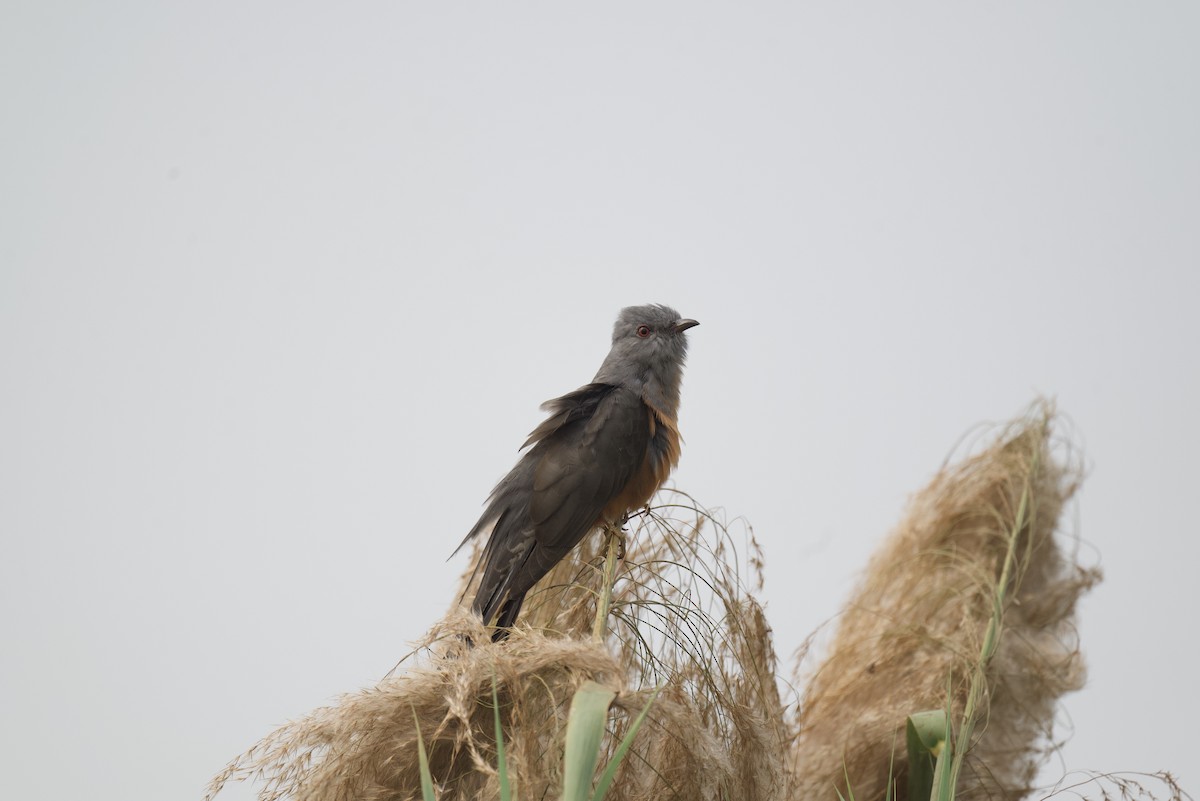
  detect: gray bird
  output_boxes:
[455,304,698,640]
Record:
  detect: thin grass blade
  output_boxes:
[931,689,955,801]
[590,685,662,801]
[492,673,513,801]
[412,708,437,801]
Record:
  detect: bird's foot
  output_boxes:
[604,520,628,560]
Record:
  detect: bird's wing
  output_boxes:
[528,385,650,547]
[450,383,618,558]
[464,383,650,626]
[521,382,615,450]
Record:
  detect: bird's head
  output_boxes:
[594,304,698,402]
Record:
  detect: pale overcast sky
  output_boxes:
[2,3,1197,800]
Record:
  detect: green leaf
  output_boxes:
[562,681,616,801]
[492,674,514,801]
[907,709,947,755]
[412,708,437,801]
[591,685,662,801]
[906,710,947,801]
[931,691,956,801]
[885,729,898,801]
[839,758,857,801]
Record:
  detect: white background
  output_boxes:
[3,3,1197,799]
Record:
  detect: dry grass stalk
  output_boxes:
[206,490,794,801]
[792,402,1100,801]
[1041,771,1193,801]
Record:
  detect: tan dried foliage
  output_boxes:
[792,403,1101,801]
[207,404,1128,801]
[206,491,794,801]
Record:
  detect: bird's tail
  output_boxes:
[489,593,526,642]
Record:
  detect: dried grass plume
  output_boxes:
[206,403,1142,801]
[792,402,1100,801]
[206,492,792,801]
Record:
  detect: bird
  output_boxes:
[453,304,698,641]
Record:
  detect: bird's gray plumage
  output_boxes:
[455,304,697,639]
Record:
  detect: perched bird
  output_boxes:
[455,304,698,640]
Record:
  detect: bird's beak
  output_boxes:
[672,318,700,333]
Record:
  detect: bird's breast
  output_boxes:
[599,402,681,522]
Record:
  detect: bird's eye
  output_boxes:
[636,325,652,338]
